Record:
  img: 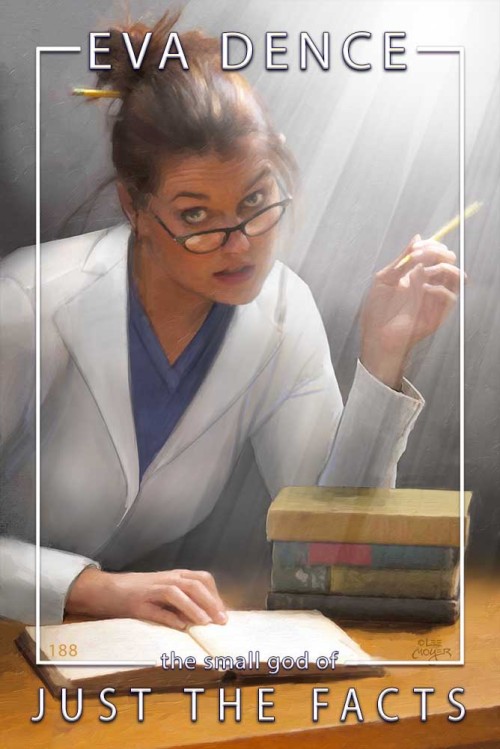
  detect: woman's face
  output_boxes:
[133,135,284,306]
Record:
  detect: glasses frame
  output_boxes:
[149,194,293,255]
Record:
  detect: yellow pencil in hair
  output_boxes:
[72,87,121,99]
[395,201,483,269]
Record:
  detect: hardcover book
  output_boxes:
[266,592,460,624]
[270,563,460,598]
[272,541,460,570]
[16,610,379,698]
[266,487,473,546]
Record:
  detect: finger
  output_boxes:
[392,239,453,268]
[422,283,458,306]
[179,571,227,613]
[381,245,456,287]
[378,236,437,285]
[411,238,451,253]
[407,244,457,267]
[140,602,189,631]
[158,569,228,620]
[424,263,465,294]
[387,233,421,270]
[176,569,219,596]
[177,577,228,624]
[178,570,228,617]
[398,233,421,262]
[159,584,214,625]
[407,261,427,295]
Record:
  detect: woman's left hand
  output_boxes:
[360,233,464,390]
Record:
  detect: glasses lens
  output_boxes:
[245,205,285,237]
[184,232,227,253]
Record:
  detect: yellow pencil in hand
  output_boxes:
[395,201,483,269]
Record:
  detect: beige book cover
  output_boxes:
[266,487,473,546]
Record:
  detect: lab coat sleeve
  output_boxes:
[0,538,101,624]
[0,275,101,624]
[250,282,425,499]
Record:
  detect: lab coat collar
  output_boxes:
[53,223,286,505]
[82,222,131,275]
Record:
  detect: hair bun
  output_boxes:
[95,10,182,97]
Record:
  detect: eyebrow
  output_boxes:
[170,165,272,203]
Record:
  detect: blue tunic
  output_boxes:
[127,263,235,482]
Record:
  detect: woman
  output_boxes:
[0,10,461,628]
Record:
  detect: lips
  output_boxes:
[213,265,255,284]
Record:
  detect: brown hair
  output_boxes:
[90,7,298,208]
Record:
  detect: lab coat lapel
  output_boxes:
[53,225,140,509]
[142,261,287,478]
[53,220,287,503]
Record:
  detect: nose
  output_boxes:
[222,228,251,254]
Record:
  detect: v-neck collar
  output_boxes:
[127,250,234,392]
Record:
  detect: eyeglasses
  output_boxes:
[150,195,293,254]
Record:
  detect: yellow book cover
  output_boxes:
[267,487,473,546]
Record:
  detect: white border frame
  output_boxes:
[35,46,465,667]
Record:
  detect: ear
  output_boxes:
[116,180,137,228]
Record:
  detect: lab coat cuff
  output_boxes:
[62,561,102,620]
[354,358,425,427]
[43,550,101,625]
[40,548,100,624]
[0,538,101,624]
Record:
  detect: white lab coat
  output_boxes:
[0,223,424,624]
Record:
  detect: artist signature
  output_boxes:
[412,638,453,660]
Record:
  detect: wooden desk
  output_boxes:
[1,569,499,749]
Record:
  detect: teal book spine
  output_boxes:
[272,541,309,567]
[370,545,457,570]
[273,541,458,570]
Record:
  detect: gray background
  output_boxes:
[1,0,499,601]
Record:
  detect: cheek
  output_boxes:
[157,234,277,298]
[170,251,220,289]
[149,229,210,282]
[253,231,278,264]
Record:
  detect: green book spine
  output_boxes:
[266,592,460,624]
[271,563,330,593]
[329,566,459,599]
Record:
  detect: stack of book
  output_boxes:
[266,487,473,624]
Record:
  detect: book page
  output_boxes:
[189,610,372,666]
[26,618,208,682]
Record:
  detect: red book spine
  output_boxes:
[308,543,372,566]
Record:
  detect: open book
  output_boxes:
[16,609,380,697]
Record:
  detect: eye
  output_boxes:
[181,207,208,225]
[241,190,266,209]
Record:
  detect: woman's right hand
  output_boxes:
[64,567,228,629]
